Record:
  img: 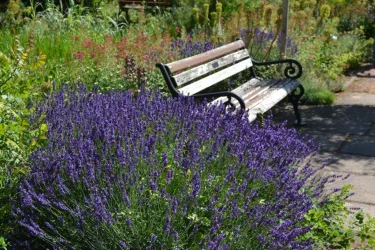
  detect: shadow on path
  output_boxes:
[271,100,375,214]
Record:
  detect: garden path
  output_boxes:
[273,70,375,217]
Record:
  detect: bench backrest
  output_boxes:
[157,40,252,96]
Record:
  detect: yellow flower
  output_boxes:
[0,51,10,67]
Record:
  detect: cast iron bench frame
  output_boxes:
[156,39,305,125]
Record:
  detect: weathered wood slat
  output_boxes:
[173,49,250,86]
[210,78,277,108]
[211,79,299,121]
[247,80,301,121]
[236,79,276,107]
[245,79,291,110]
[179,59,252,95]
[210,78,261,106]
[167,40,246,73]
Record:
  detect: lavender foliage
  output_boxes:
[171,39,216,58]
[12,86,327,249]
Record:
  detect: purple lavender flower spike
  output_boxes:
[119,240,129,249]
[172,230,179,242]
[164,215,172,234]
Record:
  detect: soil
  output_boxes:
[346,77,375,94]
[344,64,375,94]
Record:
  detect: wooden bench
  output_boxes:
[156,39,305,125]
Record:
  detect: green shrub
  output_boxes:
[0,34,49,239]
[300,82,336,105]
[304,185,375,249]
[0,93,48,238]
[337,29,374,68]
[294,24,372,105]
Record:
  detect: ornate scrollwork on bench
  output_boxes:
[252,59,303,79]
[193,92,246,111]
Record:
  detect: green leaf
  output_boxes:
[0,236,7,249]
[39,123,48,134]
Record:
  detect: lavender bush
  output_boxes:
[12,86,329,249]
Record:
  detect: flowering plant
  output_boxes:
[65,33,220,92]
[12,87,331,249]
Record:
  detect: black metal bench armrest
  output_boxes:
[252,59,303,80]
[192,91,246,110]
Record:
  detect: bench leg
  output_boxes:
[288,85,305,126]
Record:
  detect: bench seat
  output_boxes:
[212,78,300,122]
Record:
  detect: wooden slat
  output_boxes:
[247,80,301,121]
[167,40,246,73]
[211,78,296,109]
[173,49,250,86]
[210,78,275,108]
[234,79,274,106]
[245,79,291,110]
[179,59,252,95]
[210,78,300,121]
[210,78,260,106]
